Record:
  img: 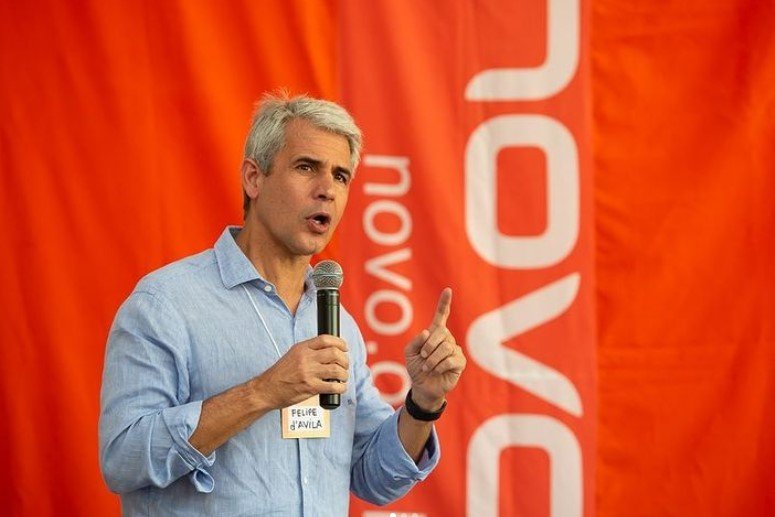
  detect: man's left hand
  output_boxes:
[404,288,466,410]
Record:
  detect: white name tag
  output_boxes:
[281,396,331,439]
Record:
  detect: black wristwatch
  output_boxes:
[404,389,447,421]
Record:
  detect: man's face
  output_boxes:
[251,118,353,258]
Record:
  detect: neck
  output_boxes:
[235,222,310,314]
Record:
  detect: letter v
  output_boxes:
[365,248,412,291]
[466,273,582,417]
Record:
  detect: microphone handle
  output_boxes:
[317,289,340,410]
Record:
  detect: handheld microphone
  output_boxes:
[311,260,343,410]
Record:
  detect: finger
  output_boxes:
[426,345,466,375]
[319,363,349,382]
[315,348,350,370]
[404,329,430,356]
[319,380,348,394]
[422,340,456,372]
[307,335,348,352]
[430,288,453,328]
[420,326,451,359]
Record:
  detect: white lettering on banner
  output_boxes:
[463,0,583,515]
[465,0,580,101]
[465,115,579,269]
[365,248,412,291]
[363,155,411,196]
[466,273,582,416]
[369,360,410,406]
[361,156,413,403]
[467,415,582,517]
[365,289,412,335]
[363,200,412,246]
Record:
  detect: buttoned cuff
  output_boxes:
[381,410,440,481]
[162,400,216,493]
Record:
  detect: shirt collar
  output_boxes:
[214,226,316,294]
[214,226,261,289]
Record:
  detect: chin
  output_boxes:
[291,238,329,257]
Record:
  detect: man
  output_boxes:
[99,93,466,516]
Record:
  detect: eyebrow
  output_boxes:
[294,156,322,168]
[294,156,352,178]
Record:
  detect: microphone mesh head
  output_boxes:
[312,260,343,289]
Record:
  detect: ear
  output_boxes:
[241,158,264,203]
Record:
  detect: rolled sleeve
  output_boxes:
[350,410,441,505]
[162,401,216,492]
[375,410,439,480]
[99,289,214,494]
[346,317,441,505]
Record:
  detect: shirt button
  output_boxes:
[263,285,272,293]
[303,476,309,485]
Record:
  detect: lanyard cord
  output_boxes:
[241,284,282,359]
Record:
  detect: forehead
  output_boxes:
[281,118,351,165]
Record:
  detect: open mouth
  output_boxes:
[307,213,331,233]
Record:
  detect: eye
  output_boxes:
[335,171,350,185]
[297,162,313,172]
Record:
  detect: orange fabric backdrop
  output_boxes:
[1,1,773,516]
[1,1,338,514]
[593,1,775,514]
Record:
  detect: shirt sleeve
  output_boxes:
[99,289,215,494]
[346,320,441,505]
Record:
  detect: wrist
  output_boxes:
[405,389,446,421]
[409,389,445,412]
[246,376,276,413]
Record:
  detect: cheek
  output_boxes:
[332,201,348,226]
[338,190,350,214]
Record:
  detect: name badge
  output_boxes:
[281,396,331,439]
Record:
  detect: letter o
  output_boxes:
[363,200,412,246]
[364,289,412,336]
[465,114,579,269]
[370,361,411,406]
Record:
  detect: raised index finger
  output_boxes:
[430,287,452,328]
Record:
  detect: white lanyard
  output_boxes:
[241,284,283,359]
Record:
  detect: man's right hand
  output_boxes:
[252,335,350,410]
[189,335,348,456]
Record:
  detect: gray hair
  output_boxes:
[242,92,362,217]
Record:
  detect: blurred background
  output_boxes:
[1,1,773,515]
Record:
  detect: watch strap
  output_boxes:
[404,389,446,421]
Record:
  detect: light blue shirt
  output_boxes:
[99,227,439,516]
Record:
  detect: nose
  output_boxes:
[315,170,336,201]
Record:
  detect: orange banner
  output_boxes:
[2,1,774,516]
[338,1,595,515]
